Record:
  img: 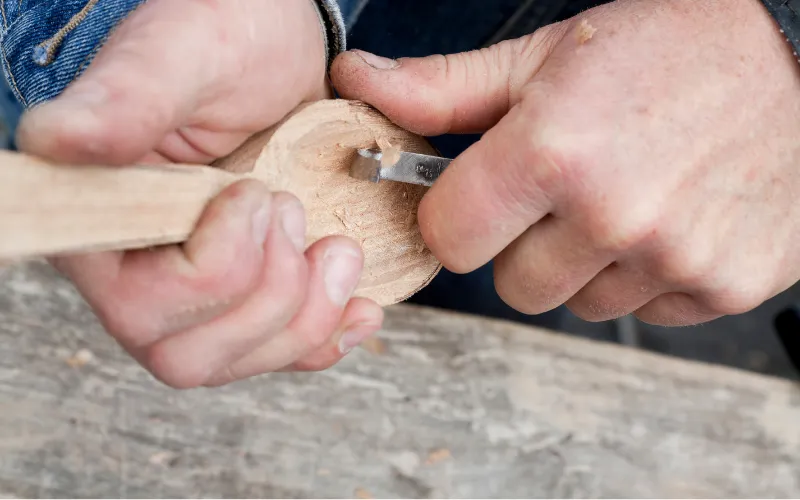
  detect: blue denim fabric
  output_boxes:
[0,0,145,107]
[0,0,613,329]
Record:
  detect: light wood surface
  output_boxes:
[1,261,798,498]
[0,99,441,306]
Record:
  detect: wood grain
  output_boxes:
[1,261,798,498]
[215,99,441,306]
[0,99,441,306]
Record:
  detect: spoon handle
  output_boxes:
[0,150,242,260]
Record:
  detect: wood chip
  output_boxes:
[355,487,373,499]
[425,448,452,465]
[576,19,597,44]
[333,208,357,230]
[148,451,179,467]
[360,337,387,356]
[65,348,93,368]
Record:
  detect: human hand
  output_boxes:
[331,0,800,326]
[15,0,383,388]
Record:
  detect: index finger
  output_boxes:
[418,103,559,273]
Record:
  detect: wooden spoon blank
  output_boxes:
[0,99,442,305]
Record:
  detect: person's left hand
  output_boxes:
[15,0,382,389]
[331,0,800,326]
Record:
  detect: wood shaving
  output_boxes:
[360,337,387,356]
[333,207,357,230]
[425,448,452,465]
[377,137,401,167]
[355,488,373,499]
[576,19,597,44]
[405,212,417,229]
[65,348,93,368]
[149,451,179,467]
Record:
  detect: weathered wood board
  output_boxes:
[0,261,798,498]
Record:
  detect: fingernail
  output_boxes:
[352,50,399,70]
[251,200,271,247]
[324,246,362,307]
[338,325,375,354]
[280,200,306,252]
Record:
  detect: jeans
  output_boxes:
[0,0,610,330]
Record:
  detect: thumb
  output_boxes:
[16,0,215,165]
[330,25,565,136]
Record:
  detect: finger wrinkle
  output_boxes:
[161,297,234,334]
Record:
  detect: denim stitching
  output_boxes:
[0,2,7,30]
[74,24,108,78]
[75,0,144,82]
[32,0,97,66]
[1,41,26,106]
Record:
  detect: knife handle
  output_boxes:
[0,150,242,260]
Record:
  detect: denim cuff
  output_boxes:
[0,0,147,108]
[0,0,346,109]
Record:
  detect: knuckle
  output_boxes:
[195,257,257,298]
[519,140,573,201]
[300,325,336,351]
[484,138,572,222]
[652,245,714,288]
[702,280,768,316]
[144,343,207,390]
[293,356,339,373]
[494,276,536,314]
[273,255,308,303]
[585,206,660,253]
[93,299,155,347]
[493,258,559,315]
[566,296,628,322]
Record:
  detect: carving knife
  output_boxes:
[349,148,451,186]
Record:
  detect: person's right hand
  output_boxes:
[15,0,384,389]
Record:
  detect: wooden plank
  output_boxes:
[0,261,798,498]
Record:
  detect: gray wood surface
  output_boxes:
[1,261,799,498]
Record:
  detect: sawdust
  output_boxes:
[355,488,373,499]
[361,337,387,355]
[65,348,93,368]
[405,212,417,229]
[333,207,359,230]
[149,451,179,467]
[425,448,452,465]
[576,19,597,44]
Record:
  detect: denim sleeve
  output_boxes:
[0,0,147,108]
[0,0,348,109]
